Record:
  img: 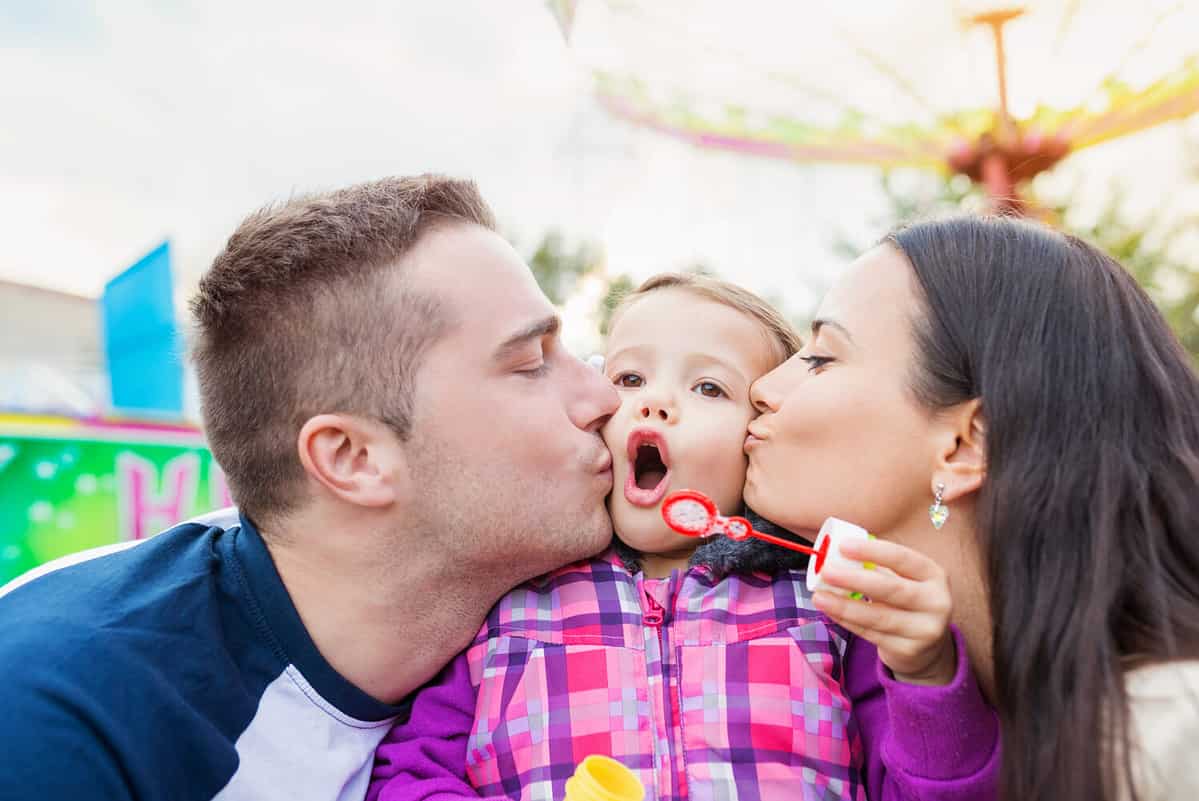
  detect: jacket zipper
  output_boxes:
[644,593,665,627]
[643,584,687,799]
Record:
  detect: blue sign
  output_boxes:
[101,242,183,417]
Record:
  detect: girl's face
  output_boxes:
[745,246,940,541]
[601,289,779,570]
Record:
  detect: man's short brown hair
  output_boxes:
[190,174,495,522]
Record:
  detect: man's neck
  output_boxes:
[262,514,507,705]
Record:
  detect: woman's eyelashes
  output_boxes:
[799,355,835,373]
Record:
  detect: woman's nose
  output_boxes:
[750,373,779,414]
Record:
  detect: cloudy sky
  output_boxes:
[3,0,1197,352]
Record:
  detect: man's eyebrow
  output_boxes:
[493,314,561,361]
[811,318,855,344]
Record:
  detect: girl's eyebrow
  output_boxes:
[603,344,651,366]
[685,353,749,385]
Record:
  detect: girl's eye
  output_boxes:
[799,355,834,372]
[693,381,726,398]
[614,373,643,388]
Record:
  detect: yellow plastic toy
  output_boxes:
[563,755,645,801]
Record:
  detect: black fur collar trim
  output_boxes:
[612,509,811,578]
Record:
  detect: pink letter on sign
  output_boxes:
[209,460,234,509]
[117,452,201,540]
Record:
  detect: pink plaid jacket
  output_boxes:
[464,549,864,801]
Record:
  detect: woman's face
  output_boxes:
[745,245,942,541]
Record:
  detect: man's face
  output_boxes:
[401,224,619,581]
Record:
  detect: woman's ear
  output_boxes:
[296,414,410,509]
[933,398,986,504]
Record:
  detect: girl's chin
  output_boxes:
[615,525,698,554]
[742,475,767,510]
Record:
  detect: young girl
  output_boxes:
[368,274,999,801]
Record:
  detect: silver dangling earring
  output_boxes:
[928,483,949,530]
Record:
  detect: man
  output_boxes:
[0,175,619,800]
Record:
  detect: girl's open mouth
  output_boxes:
[624,428,672,507]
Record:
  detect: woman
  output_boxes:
[745,215,1199,801]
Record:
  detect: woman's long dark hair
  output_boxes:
[888,216,1199,801]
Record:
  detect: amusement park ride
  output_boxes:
[550,1,1199,215]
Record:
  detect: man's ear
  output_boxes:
[932,398,986,504]
[296,414,409,509]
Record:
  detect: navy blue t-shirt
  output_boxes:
[0,510,410,800]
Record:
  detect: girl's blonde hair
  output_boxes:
[609,272,803,366]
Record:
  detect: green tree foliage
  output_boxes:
[835,170,1199,366]
[527,230,602,306]
[522,229,727,342]
[1046,193,1199,364]
[598,274,636,336]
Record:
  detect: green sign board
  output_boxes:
[0,414,231,586]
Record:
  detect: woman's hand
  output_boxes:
[811,537,957,685]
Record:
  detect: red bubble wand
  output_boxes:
[660,489,831,573]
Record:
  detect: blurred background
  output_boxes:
[2,0,1197,582]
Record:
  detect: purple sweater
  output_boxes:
[368,558,998,800]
